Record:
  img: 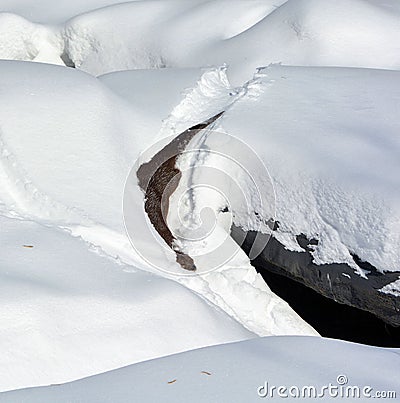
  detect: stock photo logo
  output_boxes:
[123,113,276,275]
[257,374,397,400]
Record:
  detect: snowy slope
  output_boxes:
[0,0,399,398]
[2,336,399,402]
[223,65,400,274]
[0,0,141,23]
[1,0,399,81]
[0,215,254,392]
[0,60,317,366]
[170,65,400,275]
[99,68,205,120]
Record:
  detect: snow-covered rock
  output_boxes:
[162,64,400,324]
[220,65,400,274]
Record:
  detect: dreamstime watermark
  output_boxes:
[257,375,397,399]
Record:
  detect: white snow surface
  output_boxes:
[1,0,399,397]
[159,64,400,276]
[0,215,253,392]
[2,336,399,402]
[380,278,400,297]
[0,61,317,390]
[1,0,400,81]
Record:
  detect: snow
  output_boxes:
[0,0,399,398]
[0,61,146,231]
[2,336,399,402]
[0,60,317,390]
[223,65,400,274]
[168,65,400,275]
[1,0,399,81]
[0,0,139,23]
[99,68,205,125]
[0,214,254,392]
[120,66,316,336]
[379,278,400,297]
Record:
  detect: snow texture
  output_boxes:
[2,336,399,402]
[0,0,399,397]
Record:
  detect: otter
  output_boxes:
[137,112,224,271]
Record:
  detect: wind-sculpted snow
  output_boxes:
[0,0,136,23]
[129,62,400,277]
[0,62,137,229]
[0,61,317,346]
[219,65,400,275]
[122,67,316,336]
[1,0,400,80]
[0,0,399,395]
[0,215,254,392]
[2,336,399,402]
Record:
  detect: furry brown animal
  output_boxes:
[137,112,224,271]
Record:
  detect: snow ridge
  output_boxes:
[157,66,244,140]
[2,0,399,79]
[153,67,317,336]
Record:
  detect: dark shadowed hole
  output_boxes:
[256,265,400,347]
[60,52,75,68]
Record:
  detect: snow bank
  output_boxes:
[2,336,399,402]
[0,61,316,342]
[173,65,400,275]
[58,0,400,80]
[226,65,400,274]
[0,13,63,65]
[0,61,146,232]
[98,67,206,135]
[0,215,253,392]
[119,66,316,336]
[206,0,400,82]
[0,0,137,23]
[0,0,398,397]
[1,0,399,80]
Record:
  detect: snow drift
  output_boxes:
[0,215,253,392]
[1,0,400,81]
[0,0,399,397]
[2,336,399,402]
[0,61,317,392]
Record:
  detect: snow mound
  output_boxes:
[2,336,399,402]
[149,64,399,286]
[121,66,316,336]
[215,65,400,274]
[0,61,148,231]
[207,0,400,81]
[1,0,399,80]
[59,0,400,80]
[0,0,398,398]
[0,61,317,342]
[0,0,137,23]
[0,215,253,392]
[0,13,63,65]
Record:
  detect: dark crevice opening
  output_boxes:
[60,52,76,68]
[256,265,400,347]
